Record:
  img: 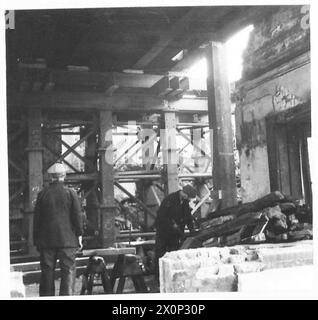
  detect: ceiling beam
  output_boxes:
[50,70,164,89]
[8,91,208,113]
[132,7,205,70]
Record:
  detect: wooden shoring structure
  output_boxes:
[43,142,80,173]
[117,133,159,170]
[176,127,212,161]
[8,75,224,254]
[45,125,97,172]
[8,106,219,254]
[114,182,156,220]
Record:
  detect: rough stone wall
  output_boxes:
[235,5,310,203]
[242,5,310,81]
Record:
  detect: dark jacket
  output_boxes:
[33,181,83,249]
[155,191,194,239]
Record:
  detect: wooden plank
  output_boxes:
[206,42,237,208]
[99,110,116,247]
[11,257,91,273]
[26,108,43,254]
[81,247,136,257]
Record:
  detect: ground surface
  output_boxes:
[25,274,159,297]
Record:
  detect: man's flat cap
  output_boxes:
[182,184,197,198]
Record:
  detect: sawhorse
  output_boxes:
[80,253,148,294]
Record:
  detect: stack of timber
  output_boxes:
[181,191,312,249]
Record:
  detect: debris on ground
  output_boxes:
[182,191,312,249]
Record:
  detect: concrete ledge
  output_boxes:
[238,265,314,292]
[10,272,25,298]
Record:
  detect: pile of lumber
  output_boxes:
[181,191,312,249]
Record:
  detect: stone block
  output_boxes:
[159,241,313,293]
[233,262,265,274]
[193,273,237,292]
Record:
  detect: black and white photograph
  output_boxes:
[0,0,316,300]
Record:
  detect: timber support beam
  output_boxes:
[206,42,237,209]
[26,108,44,254]
[162,111,179,194]
[98,110,116,247]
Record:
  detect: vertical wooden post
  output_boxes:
[141,124,155,171]
[26,108,43,254]
[141,124,155,230]
[162,111,179,194]
[98,110,115,247]
[206,42,237,208]
[82,122,99,243]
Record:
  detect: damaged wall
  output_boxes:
[235,5,310,203]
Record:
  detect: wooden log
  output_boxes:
[200,215,234,229]
[207,191,286,219]
[222,227,245,246]
[195,211,266,242]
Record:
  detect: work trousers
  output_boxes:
[39,247,77,296]
[154,234,180,281]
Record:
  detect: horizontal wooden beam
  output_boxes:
[151,76,173,97]
[168,97,208,113]
[112,72,163,88]
[20,69,164,92]
[9,91,208,113]
[151,76,189,99]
